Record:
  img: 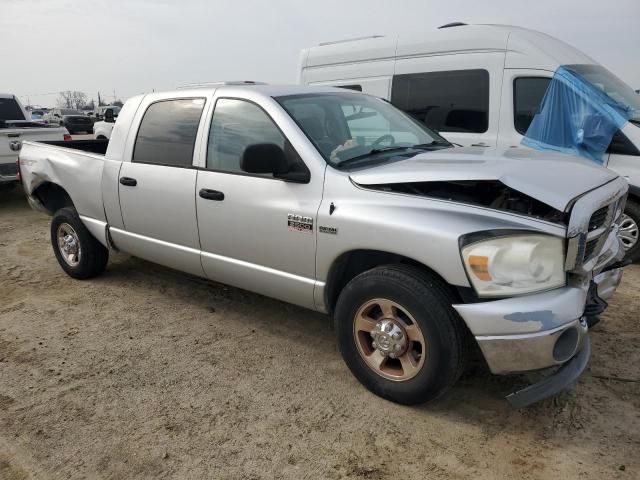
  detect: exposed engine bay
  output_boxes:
[365,180,567,224]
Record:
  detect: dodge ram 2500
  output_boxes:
[16,84,628,407]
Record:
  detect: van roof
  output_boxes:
[302,24,595,72]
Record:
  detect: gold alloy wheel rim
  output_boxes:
[353,298,426,382]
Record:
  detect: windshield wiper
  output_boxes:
[412,140,453,149]
[336,146,414,167]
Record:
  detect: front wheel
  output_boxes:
[51,207,109,279]
[335,264,467,405]
[620,200,640,263]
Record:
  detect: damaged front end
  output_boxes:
[364,180,567,225]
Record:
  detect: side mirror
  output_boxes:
[104,110,115,123]
[241,143,311,183]
[241,143,288,175]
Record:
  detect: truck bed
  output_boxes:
[18,140,108,224]
[41,139,109,155]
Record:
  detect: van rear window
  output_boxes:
[391,70,489,134]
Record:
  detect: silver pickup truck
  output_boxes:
[15,84,628,407]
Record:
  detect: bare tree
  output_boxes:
[57,91,88,110]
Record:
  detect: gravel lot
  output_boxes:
[1,186,639,479]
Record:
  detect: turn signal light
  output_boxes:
[468,255,491,281]
[63,133,72,141]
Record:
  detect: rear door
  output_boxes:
[112,96,207,276]
[195,95,323,309]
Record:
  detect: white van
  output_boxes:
[299,23,640,261]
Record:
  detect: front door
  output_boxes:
[115,97,206,276]
[195,97,323,309]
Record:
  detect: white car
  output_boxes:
[93,107,118,140]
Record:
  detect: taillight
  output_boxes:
[16,158,21,183]
[63,133,72,141]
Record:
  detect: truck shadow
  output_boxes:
[97,252,555,422]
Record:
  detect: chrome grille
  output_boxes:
[583,238,600,261]
[581,203,614,263]
[565,177,628,273]
[588,206,609,232]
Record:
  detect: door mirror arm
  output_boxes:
[274,170,311,183]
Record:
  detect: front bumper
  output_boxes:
[454,286,591,374]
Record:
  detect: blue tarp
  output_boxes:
[522,66,635,164]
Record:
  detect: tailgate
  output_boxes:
[0,127,66,165]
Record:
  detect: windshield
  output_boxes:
[61,109,84,115]
[276,92,450,169]
[566,64,640,123]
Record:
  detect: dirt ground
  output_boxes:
[0,186,638,480]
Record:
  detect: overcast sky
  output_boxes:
[2,0,639,107]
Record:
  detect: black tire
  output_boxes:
[50,207,109,279]
[621,199,640,263]
[335,264,467,405]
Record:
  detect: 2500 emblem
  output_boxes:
[287,214,313,234]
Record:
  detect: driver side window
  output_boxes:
[207,98,285,174]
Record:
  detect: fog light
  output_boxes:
[553,327,579,362]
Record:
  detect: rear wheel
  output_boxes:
[620,200,640,263]
[51,207,108,279]
[335,264,467,405]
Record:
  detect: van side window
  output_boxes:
[513,77,551,135]
[207,98,304,176]
[132,98,205,167]
[391,70,489,133]
[608,130,640,156]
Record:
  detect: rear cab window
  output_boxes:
[391,69,490,133]
[132,98,205,167]
[0,97,25,121]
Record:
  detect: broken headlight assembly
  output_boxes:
[461,234,566,297]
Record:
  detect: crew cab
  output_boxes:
[1,94,68,187]
[16,84,628,407]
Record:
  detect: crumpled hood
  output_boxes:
[349,147,619,211]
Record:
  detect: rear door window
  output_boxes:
[513,77,551,135]
[132,98,205,167]
[391,69,490,133]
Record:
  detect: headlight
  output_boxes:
[461,234,566,297]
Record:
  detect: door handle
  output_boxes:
[119,176,137,187]
[471,142,490,147]
[199,188,224,201]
